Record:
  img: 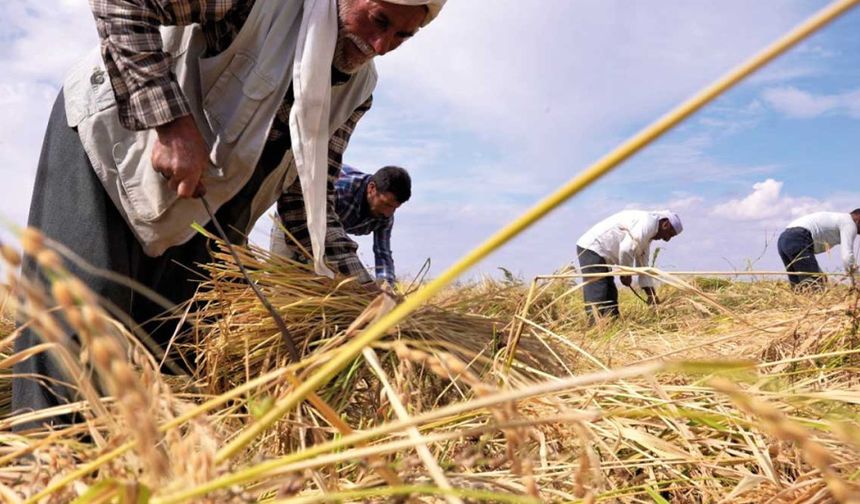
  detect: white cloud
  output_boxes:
[711,179,827,222]
[1,1,95,81]
[373,0,824,171]
[0,0,95,245]
[745,38,833,86]
[697,100,766,135]
[603,129,778,190]
[762,86,860,118]
[614,187,860,275]
[664,195,705,211]
[0,82,65,245]
[747,64,818,85]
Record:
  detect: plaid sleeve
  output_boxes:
[89,0,244,130]
[278,95,374,283]
[373,219,395,284]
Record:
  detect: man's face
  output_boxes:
[656,219,678,242]
[367,182,402,218]
[334,0,427,74]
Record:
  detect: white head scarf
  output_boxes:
[290,0,446,279]
[654,210,683,234]
[385,0,447,26]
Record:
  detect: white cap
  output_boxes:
[653,210,683,234]
[669,214,682,234]
[384,0,447,26]
[666,212,683,234]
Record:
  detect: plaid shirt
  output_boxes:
[276,101,375,284]
[90,0,372,281]
[332,165,396,284]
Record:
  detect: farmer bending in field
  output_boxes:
[777,209,860,289]
[14,0,446,428]
[271,165,411,286]
[576,210,683,323]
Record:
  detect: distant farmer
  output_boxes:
[575,210,683,322]
[271,165,410,285]
[777,210,860,289]
[14,0,446,427]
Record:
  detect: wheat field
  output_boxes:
[0,231,859,503]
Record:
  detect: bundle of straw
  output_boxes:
[184,243,563,396]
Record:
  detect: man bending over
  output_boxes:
[575,210,682,323]
[778,210,860,289]
[272,165,411,285]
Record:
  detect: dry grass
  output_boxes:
[0,230,858,503]
[1,272,15,416]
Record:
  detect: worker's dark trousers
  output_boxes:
[11,90,270,430]
[777,227,824,289]
[577,246,619,323]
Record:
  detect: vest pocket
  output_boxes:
[112,134,226,223]
[113,133,179,223]
[203,52,277,145]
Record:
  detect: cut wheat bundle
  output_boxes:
[183,242,566,398]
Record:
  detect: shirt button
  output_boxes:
[90,69,105,85]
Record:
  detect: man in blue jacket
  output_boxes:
[273,165,411,285]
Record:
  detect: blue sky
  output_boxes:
[2,0,859,282]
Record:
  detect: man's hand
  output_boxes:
[643,286,660,305]
[379,280,405,303]
[363,279,404,303]
[619,274,632,287]
[152,115,208,198]
[363,280,384,296]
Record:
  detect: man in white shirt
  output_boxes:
[576,210,683,322]
[777,209,860,289]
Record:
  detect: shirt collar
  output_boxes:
[357,175,372,219]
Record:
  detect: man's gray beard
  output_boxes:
[333,32,377,74]
[332,34,363,75]
[333,0,362,74]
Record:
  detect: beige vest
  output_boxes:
[62,0,377,257]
